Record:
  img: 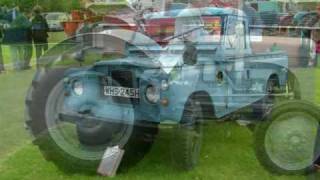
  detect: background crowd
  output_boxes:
[0,4,49,73]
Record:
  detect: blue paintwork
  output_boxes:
[62,7,289,125]
[145,7,245,20]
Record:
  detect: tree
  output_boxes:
[0,0,84,12]
[71,0,81,10]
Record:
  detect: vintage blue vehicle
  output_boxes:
[25,7,320,175]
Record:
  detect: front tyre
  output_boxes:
[254,100,320,175]
[171,96,203,170]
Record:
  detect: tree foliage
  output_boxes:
[0,0,84,13]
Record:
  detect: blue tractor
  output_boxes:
[25,7,320,175]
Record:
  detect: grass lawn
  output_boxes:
[0,70,35,164]
[0,69,318,180]
[0,33,319,179]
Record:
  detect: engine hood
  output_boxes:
[92,29,186,73]
[94,56,161,69]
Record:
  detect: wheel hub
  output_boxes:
[45,80,134,161]
[265,112,319,171]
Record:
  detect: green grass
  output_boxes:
[0,123,309,180]
[0,69,35,177]
[0,68,319,179]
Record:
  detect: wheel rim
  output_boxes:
[265,112,319,171]
[45,80,133,161]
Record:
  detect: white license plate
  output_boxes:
[103,86,139,99]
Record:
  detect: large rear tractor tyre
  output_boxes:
[25,68,158,173]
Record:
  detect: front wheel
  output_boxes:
[171,96,203,170]
[254,100,320,175]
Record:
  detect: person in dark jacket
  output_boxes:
[23,11,33,69]
[31,7,49,67]
[3,6,32,70]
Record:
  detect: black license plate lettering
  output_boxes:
[103,86,139,99]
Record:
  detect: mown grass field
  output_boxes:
[0,33,319,179]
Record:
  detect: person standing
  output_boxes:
[31,7,49,68]
[242,2,257,26]
[3,5,31,70]
[0,5,7,73]
[311,5,320,67]
[0,26,4,73]
[242,2,262,42]
[22,11,33,69]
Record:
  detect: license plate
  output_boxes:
[103,86,139,99]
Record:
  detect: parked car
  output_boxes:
[25,7,320,176]
[45,12,70,31]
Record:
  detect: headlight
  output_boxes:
[145,85,160,104]
[161,80,169,91]
[72,80,84,96]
